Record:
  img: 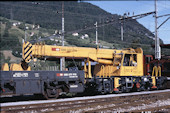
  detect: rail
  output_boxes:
[1,89,170,113]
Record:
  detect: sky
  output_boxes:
[85,1,170,44]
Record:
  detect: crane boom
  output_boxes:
[22,41,144,78]
[23,42,137,63]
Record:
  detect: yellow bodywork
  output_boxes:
[10,63,31,71]
[22,42,144,78]
[151,76,156,86]
[151,66,161,87]
[152,66,161,77]
[1,63,10,71]
[1,63,31,71]
[114,77,121,89]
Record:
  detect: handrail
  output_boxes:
[158,66,161,77]
[100,65,105,77]
[152,66,161,77]
[152,66,158,77]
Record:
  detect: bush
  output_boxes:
[18,23,25,30]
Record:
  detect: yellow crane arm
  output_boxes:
[21,41,143,78]
[22,41,124,64]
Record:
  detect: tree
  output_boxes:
[0,53,11,69]
[18,23,25,30]
[130,38,141,49]
[3,28,9,37]
[6,22,12,29]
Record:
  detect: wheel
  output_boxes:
[101,91,105,95]
[136,82,141,92]
[161,82,167,89]
[121,86,129,93]
[125,88,130,93]
[140,86,145,91]
[147,86,151,91]
[44,88,59,99]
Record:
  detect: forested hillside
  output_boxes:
[0,1,169,68]
[0,1,157,44]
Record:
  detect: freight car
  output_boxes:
[0,70,84,99]
[149,44,170,88]
[0,41,167,99]
[148,56,170,89]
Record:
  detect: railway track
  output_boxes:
[1,89,170,113]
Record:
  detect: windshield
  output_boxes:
[113,55,122,66]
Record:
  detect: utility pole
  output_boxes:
[121,18,124,41]
[60,1,65,71]
[1,22,2,38]
[10,8,13,20]
[25,24,27,41]
[24,31,27,41]
[95,21,98,45]
[119,11,155,42]
[102,18,105,41]
[155,0,161,60]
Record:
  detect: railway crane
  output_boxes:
[0,41,167,99]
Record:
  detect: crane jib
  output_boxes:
[52,48,60,51]
[24,46,32,55]
[25,51,32,60]
[24,43,31,50]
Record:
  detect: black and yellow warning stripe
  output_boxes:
[22,42,33,62]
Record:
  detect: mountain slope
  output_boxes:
[0,1,158,45]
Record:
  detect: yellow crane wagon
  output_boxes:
[21,41,159,93]
[1,41,166,99]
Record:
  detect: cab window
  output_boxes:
[123,54,137,66]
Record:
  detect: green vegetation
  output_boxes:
[65,36,96,48]
[0,1,169,69]
[0,52,11,69]
[0,1,159,45]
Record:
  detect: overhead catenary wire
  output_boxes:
[0,39,154,48]
[0,2,114,32]
[65,11,156,35]
[1,2,118,34]
[157,17,170,30]
[1,2,170,59]
[1,11,156,48]
[157,14,170,18]
[1,2,166,48]
[0,10,156,39]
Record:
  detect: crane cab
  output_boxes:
[93,48,143,77]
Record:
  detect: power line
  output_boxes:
[0,2,162,48]
[157,14,170,18]
[119,11,155,20]
[108,40,153,47]
[65,17,120,35]
[65,11,155,36]
[0,2,117,33]
[157,17,170,30]
[1,11,157,48]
